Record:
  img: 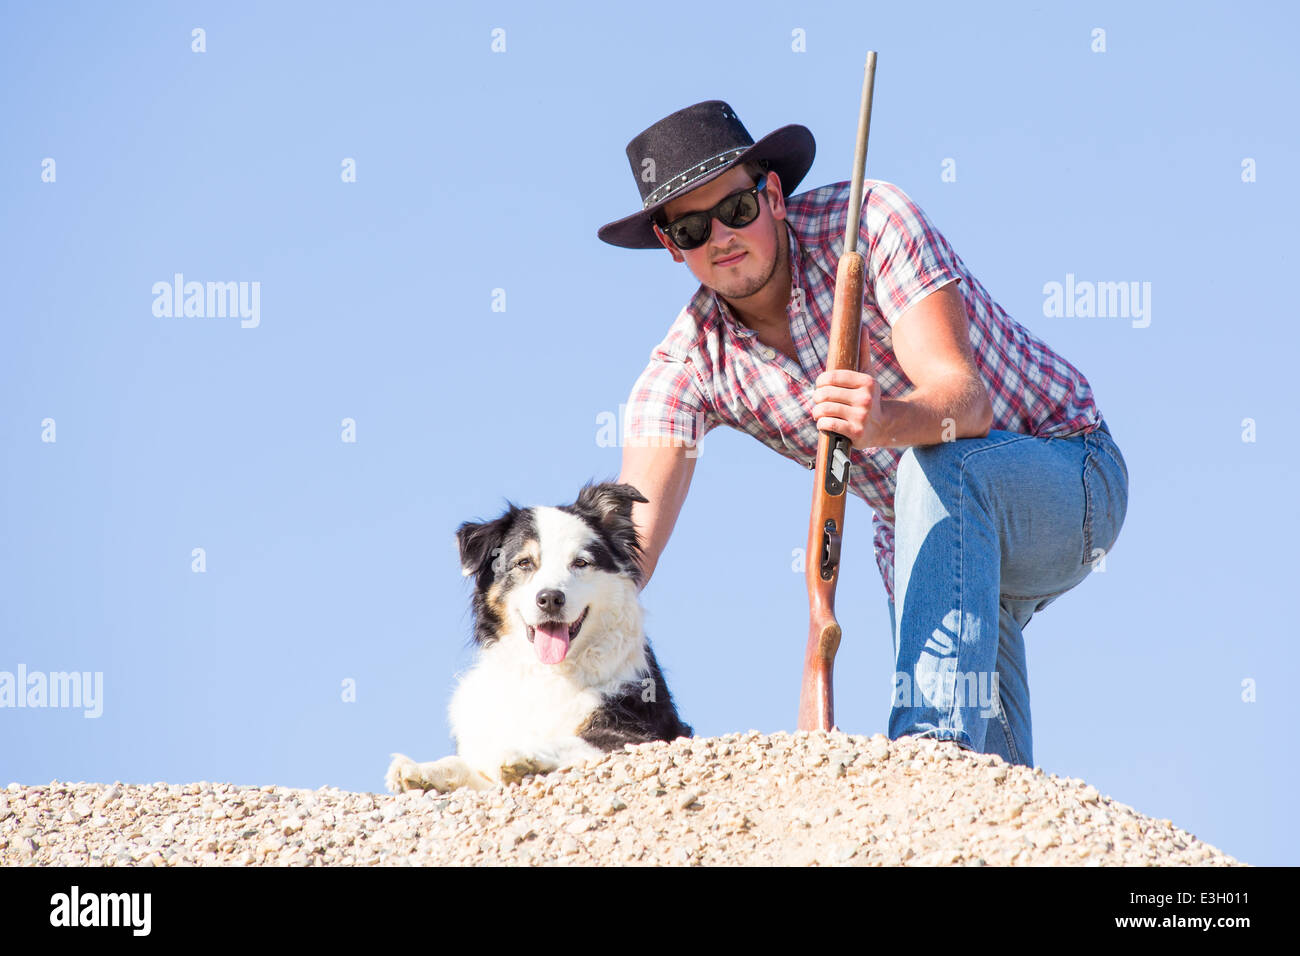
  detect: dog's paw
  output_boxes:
[385,752,429,793]
[388,753,478,793]
[420,757,473,793]
[498,750,557,785]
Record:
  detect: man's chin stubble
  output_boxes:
[717,272,769,299]
[714,224,783,300]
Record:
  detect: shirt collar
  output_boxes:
[712,219,805,335]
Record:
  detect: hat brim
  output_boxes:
[597,124,816,250]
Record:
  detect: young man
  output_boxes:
[597,100,1128,768]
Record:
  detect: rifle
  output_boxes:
[797,51,878,732]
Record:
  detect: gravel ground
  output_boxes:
[0,731,1244,867]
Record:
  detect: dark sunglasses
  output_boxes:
[657,174,769,251]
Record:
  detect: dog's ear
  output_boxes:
[455,508,519,584]
[572,482,649,525]
[572,482,649,569]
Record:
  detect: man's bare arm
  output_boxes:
[877,281,993,446]
[875,372,992,447]
[617,440,698,592]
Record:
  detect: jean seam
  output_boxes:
[994,599,1024,765]
[1081,434,1096,566]
[995,695,1021,765]
[1093,438,1129,487]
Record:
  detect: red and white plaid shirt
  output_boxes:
[623,179,1103,606]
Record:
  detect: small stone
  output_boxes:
[258,835,287,855]
[829,844,858,864]
[508,825,537,846]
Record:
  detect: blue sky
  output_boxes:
[1,0,1296,866]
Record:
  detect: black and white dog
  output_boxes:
[385,482,692,793]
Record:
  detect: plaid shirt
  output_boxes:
[622,179,1103,606]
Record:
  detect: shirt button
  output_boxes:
[761,347,776,360]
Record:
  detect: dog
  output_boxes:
[385,481,692,793]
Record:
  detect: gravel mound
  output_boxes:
[0,731,1243,866]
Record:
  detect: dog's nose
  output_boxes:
[535,589,566,615]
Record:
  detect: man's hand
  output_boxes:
[811,336,882,451]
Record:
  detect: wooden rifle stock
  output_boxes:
[797,51,878,732]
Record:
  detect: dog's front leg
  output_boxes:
[385,752,493,794]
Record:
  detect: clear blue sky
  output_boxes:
[2,1,1295,866]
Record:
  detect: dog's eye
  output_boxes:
[572,558,589,569]
[514,557,533,571]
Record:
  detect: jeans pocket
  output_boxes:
[1081,433,1129,567]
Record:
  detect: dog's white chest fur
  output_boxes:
[450,595,648,772]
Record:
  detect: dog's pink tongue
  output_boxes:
[534,622,569,664]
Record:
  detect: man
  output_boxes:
[597,100,1128,768]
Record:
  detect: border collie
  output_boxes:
[385,481,692,793]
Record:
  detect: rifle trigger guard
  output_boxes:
[820,519,841,580]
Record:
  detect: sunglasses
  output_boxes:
[657,173,769,251]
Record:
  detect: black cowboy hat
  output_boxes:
[597,100,816,250]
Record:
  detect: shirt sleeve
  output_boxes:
[862,181,963,327]
[623,355,718,452]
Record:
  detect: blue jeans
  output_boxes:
[885,420,1128,768]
